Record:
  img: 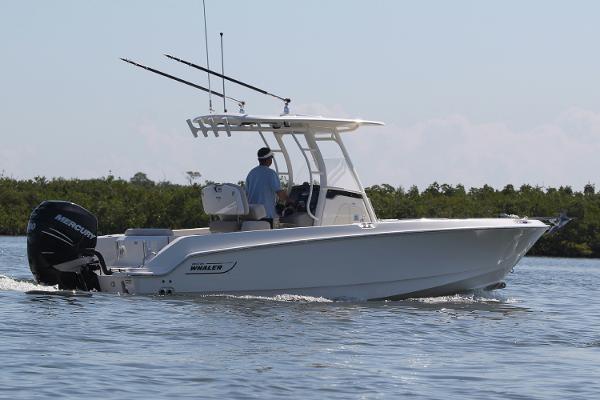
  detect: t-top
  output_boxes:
[245,165,281,219]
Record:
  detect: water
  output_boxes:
[1,236,599,399]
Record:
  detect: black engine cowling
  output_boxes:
[27,201,102,290]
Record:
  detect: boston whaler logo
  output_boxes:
[187,261,237,274]
[54,214,96,240]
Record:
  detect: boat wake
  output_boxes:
[406,290,516,305]
[197,292,512,304]
[0,274,513,305]
[204,293,334,303]
[185,291,511,304]
[0,274,57,293]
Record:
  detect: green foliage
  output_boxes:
[366,183,600,258]
[0,175,208,236]
[0,175,598,258]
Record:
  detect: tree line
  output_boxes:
[0,174,598,258]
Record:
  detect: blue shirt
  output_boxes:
[245,165,281,219]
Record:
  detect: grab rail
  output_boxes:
[291,133,318,221]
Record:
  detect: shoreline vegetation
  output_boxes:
[1,173,598,258]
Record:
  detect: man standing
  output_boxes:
[245,147,288,227]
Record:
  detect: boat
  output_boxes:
[26,112,549,300]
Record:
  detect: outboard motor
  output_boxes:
[27,201,108,291]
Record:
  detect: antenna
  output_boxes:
[120,58,244,105]
[220,32,227,113]
[164,54,291,113]
[202,0,213,112]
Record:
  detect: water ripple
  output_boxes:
[1,238,600,400]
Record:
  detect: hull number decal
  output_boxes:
[186,261,237,275]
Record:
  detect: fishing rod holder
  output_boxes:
[187,116,233,138]
[187,114,303,139]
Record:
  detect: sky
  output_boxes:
[1,0,599,190]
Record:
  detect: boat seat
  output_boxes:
[202,183,249,216]
[201,183,270,233]
[172,228,210,237]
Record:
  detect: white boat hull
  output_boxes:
[96,218,547,300]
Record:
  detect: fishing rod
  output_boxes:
[120,58,245,109]
[164,53,291,111]
[220,32,227,113]
[201,0,213,112]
